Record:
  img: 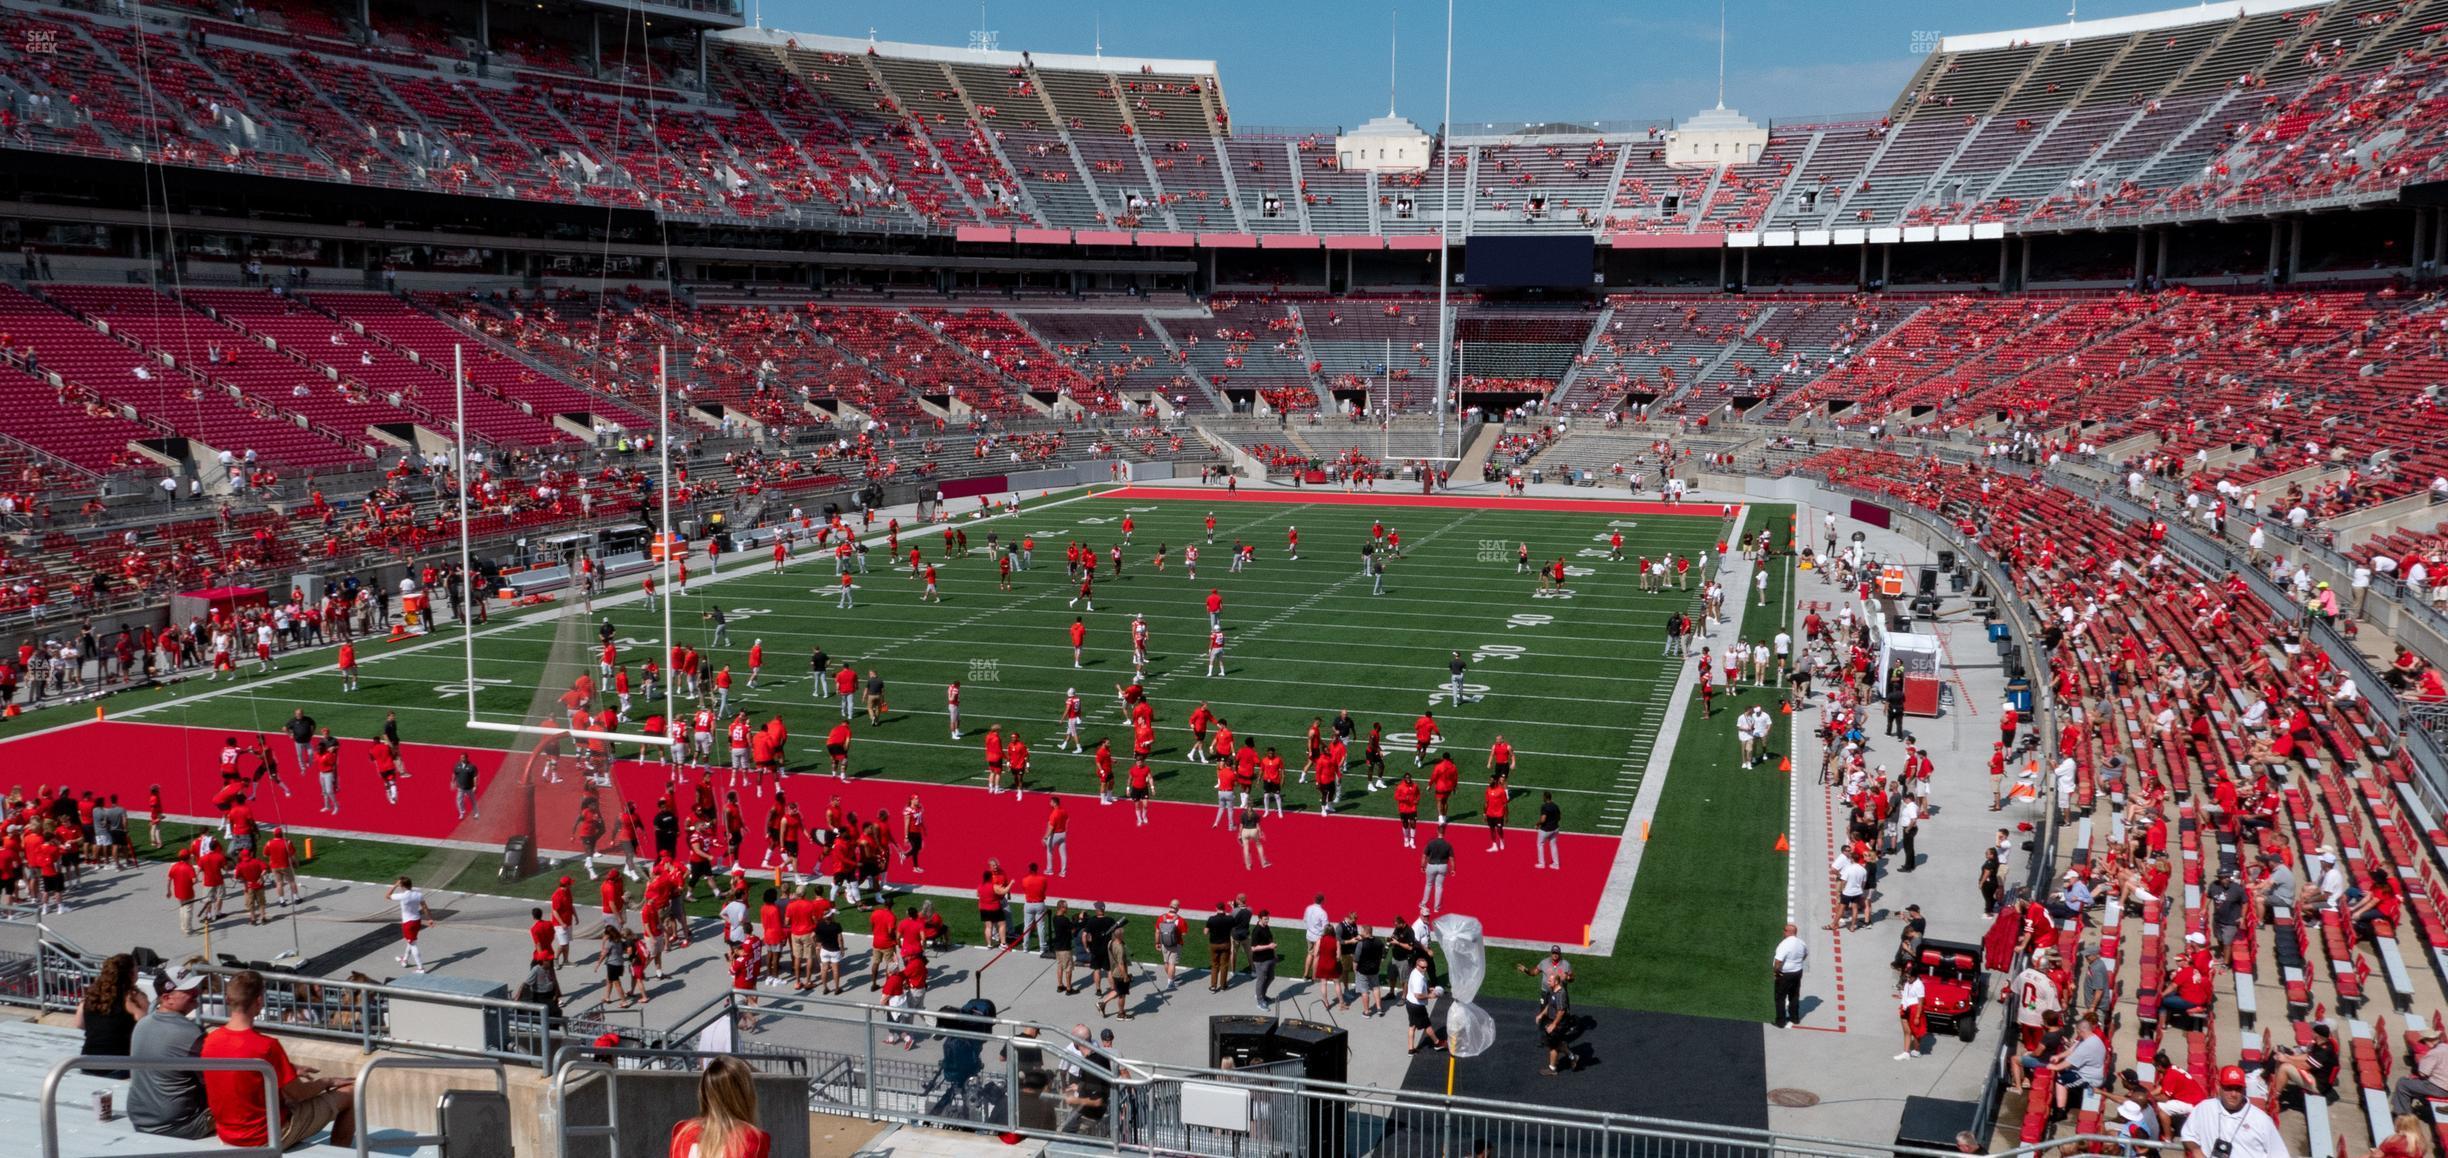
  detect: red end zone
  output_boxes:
[1098,486,1720,517]
[12,718,1618,946]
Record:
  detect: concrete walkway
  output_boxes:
[1757,485,2022,1143]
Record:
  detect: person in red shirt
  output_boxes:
[550,875,578,966]
[759,888,787,980]
[1128,757,1155,825]
[195,841,228,923]
[234,849,271,925]
[166,851,201,935]
[1090,738,1116,805]
[203,971,354,1149]
[1413,711,1441,767]
[1483,775,1512,851]
[1258,747,1287,815]
[1008,735,1033,798]
[262,828,298,907]
[1187,702,1216,763]
[369,742,399,806]
[833,665,859,722]
[1212,755,1243,827]
[1393,772,1423,848]
[336,639,358,693]
[1044,797,1072,875]
[528,906,558,963]
[1429,754,1461,832]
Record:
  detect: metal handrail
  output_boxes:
[40,1055,281,1158]
[350,1057,507,1158]
[184,965,559,1068]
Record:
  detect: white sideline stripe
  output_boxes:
[1583,502,1754,957]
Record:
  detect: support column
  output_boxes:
[2019,237,2031,289]
[477,0,489,48]
[2133,230,2147,287]
[1858,242,1868,290]
[1997,238,2009,289]
[2270,219,2285,284]
[592,17,602,77]
[2286,220,2302,282]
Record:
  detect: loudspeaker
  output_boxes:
[1936,549,1957,572]
[1918,568,1939,596]
[499,836,534,882]
[1210,1016,1349,1153]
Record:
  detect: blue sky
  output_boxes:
[757,0,2189,128]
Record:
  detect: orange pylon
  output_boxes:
[1778,755,1793,773]
[1773,833,1789,853]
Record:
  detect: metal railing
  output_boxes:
[621,985,2009,1158]
[39,1055,281,1158]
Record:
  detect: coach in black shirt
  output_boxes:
[1204,904,1237,990]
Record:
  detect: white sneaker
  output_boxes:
[1894,1051,1914,1061]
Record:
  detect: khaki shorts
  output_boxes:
[279,1088,347,1148]
[790,933,815,960]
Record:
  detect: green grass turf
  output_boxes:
[1489,504,1798,1018]
[25,491,1800,1013]
[78,493,1728,833]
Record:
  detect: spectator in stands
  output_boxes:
[2019,1011,2107,1115]
[2389,1025,2448,1115]
[74,952,146,1078]
[201,969,354,1150]
[2251,851,2297,918]
[669,1056,769,1158]
[2375,1114,2433,1158]
[2179,1066,2288,1158]
[127,963,214,1141]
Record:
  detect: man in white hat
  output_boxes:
[2308,845,2349,924]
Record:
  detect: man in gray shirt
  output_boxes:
[2254,854,2298,916]
[127,965,213,1140]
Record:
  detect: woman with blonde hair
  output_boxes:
[2376,1113,2434,1158]
[669,1057,769,1158]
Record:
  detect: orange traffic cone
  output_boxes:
[1778,755,1792,773]
[1781,700,1793,715]
[386,623,408,642]
[1773,833,1789,853]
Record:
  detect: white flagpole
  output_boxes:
[457,345,475,722]
[1433,0,1454,468]
[660,346,675,731]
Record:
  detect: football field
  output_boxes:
[0,486,1758,955]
